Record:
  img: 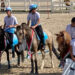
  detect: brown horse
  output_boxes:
[16,23,60,74]
[55,31,71,60]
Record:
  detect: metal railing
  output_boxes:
[0,0,75,13]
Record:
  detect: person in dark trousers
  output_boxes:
[4,7,19,57]
[27,4,45,49]
[66,17,75,61]
[4,7,18,45]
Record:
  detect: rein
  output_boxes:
[26,29,34,59]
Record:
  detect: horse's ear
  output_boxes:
[60,32,64,37]
[21,23,27,26]
[21,22,27,28]
[16,25,21,30]
[21,23,27,25]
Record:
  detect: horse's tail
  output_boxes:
[52,41,60,60]
[0,51,1,68]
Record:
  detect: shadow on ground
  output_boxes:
[20,73,61,75]
[0,64,62,75]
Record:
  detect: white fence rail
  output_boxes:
[0,0,75,12]
[0,0,52,11]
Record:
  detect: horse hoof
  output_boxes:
[30,71,34,74]
[8,66,11,69]
[0,64,1,68]
[12,54,15,58]
[35,72,39,75]
[17,63,20,66]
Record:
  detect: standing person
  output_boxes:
[1,0,5,12]
[66,17,75,61]
[4,7,18,47]
[62,17,75,75]
[27,4,45,50]
[64,0,70,6]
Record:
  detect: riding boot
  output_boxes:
[12,46,15,58]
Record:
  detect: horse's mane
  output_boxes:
[0,26,5,50]
[21,23,32,33]
[0,26,4,37]
[21,23,33,41]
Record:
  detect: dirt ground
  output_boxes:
[0,12,75,75]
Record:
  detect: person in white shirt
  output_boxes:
[27,4,45,49]
[4,7,18,46]
[66,17,75,61]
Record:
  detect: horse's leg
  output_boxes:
[30,54,34,74]
[6,50,11,69]
[41,50,45,70]
[15,46,20,66]
[34,52,38,74]
[48,43,54,68]
[17,53,20,66]
[52,44,60,59]
[0,51,1,68]
[21,51,24,62]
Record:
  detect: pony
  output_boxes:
[0,25,24,69]
[16,23,60,74]
[55,31,71,67]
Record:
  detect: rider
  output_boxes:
[66,17,75,61]
[4,7,18,46]
[27,4,45,49]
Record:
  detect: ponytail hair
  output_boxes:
[29,9,32,13]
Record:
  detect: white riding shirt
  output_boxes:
[4,15,18,33]
[27,12,40,26]
[66,24,75,55]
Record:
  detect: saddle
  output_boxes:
[35,30,48,50]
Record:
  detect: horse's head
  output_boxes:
[56,31,71,53]
[55,31,65,52]
[0,25,5,50]
[21,23,31,36]
[16,25,24,44]
[0,25,4,37]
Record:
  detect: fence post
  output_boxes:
[37,0,40,10]
[8,0,10,7]
[47,0,50,19]
[51,0,54,12]
[24,0,26,11]
[29,0,31,5]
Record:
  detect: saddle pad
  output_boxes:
[38,32,48,41]
[12,34,18,46]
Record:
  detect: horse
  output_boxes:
[16,23,60,74]
[0,26,24,69]
[55,31,71,67]
[15,25,26,66]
